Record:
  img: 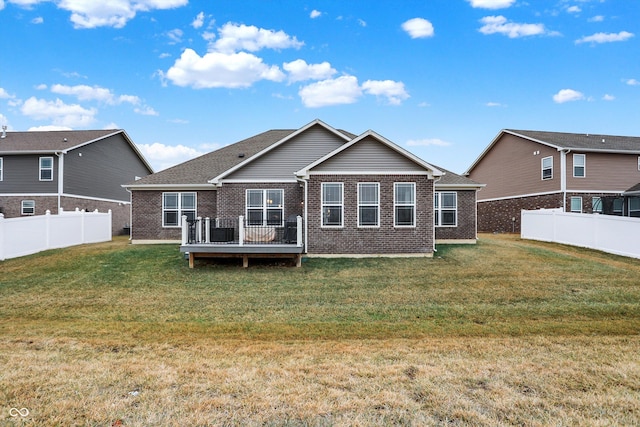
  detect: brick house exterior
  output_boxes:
[466,129,640,233]
[126,120,483,255]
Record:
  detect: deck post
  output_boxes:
[205,217,210,243]
[181,215,188,245]
[296,215,303,247]
[196,216,202,243]
[239,215,244,246]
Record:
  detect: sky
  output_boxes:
[1,0,638,174]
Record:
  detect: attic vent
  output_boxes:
[602,138,606,143]
[238,153,245,158]
[1,125,6,139]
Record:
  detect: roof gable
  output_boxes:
[0,129,120,153]
[296,130,443,178]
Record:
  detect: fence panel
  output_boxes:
[0,210,112,261]
[521,209,640,259]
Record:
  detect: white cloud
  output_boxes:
[567,6,581,13]
[283,59,336,83]
[362,80,409,105]
[192,11,205,29]
[485,102,504,107]
[0,0,4,11]
[166,28,183,44]
[575,31,634,44]
[602,94,615,101]
[136,142,206,171]
[50,84,140,105]
[467,0,515,9]
[625,79,640,86]
[310,9,321,19]
[212,23,304,53]
[479,16,549,38]
[299,75,362,108]
[21,96,97,127]
[358,19,366,27]
[552,89,585,103]
[406,138,452,147]
[165,48,285,89]
[134,106,159,116]
[0,87,14,99]
[32,16,43,24]
[401,18,435,39]
[28,125,73,131]
[588,15,604,22]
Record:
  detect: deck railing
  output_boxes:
[182,215,303,247]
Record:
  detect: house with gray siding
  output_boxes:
[465,129,640,233]
[0,128,153,233]
[126,120,482,259]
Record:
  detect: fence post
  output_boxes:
[181,215,188,245]
[107,210,112,238]
[238,215,244,246]
[205,217,210,243]
[45,210,51,250]
[196,216,202,243]
[0,213,4,261]
[296,215,303,247]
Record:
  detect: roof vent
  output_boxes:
[1,125,6,139]
[602,138,606,143]
[238,153,245,158]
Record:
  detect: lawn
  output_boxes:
[0,234,638,426]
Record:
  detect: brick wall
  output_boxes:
[0,195,58,218]
[435,190,477,241]
[217,182,304,220]
[477,193,563,233]
[306,174,434,254]
[131,190,217,241]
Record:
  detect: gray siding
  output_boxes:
[65,134,151,201]
[227,125,346,181]
[312,136,424,172]
[0,154,58,193]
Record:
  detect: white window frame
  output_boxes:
[0,157,3,181]
[162,192,197,227]
[573,154,586,178]
[541,156,553,180]
[592,197,602,214]
[637,156,640,171]
[435,191,458,227]
[245,189,284,226]
[394,182,416,227]
[39,156,54,181]
[570,196,582,213]
[358,182,380,228]
[321,182,343,228]
[21,200,35,215]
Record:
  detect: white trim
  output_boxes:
[39,156,54,181]
[357,182,380,228]
[321,182,344,228]
[477,190,561,202]
[570,196,583,213]
[0,157,3,181]
[21,199,35,215]
[296,130,443,179]
[306,170,432,176]
[123,184,215,190]
[209,119,352,184]
[541,156,553,180]
[223,178,298,184]
[434,191,458,228]
[61,193,132,205]
[393,182,416,228]
[573,153,586,178]
[162,191,197,228]
[245,188,285,227]
[435,183,485,190]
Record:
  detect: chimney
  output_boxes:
[1,125,6,139]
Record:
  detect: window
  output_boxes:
[162,192,196,227]
[0,157,3,181]
[638,156,640,172]
[358,183,379,227]
[592,197,602,213]
[39,157,53,181]
[435,192,457,227]
[630,197,640,218]
[246,189,284,226]
[613,198,624,215]
[322,183,343,227]
[570,196,582,213]
[541,156,553,180]
[21,200,35,215]
[573,154,585,177]
[394,183,416,227]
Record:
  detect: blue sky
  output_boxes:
[1,0,638,174]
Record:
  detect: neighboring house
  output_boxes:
[0,128,153,234]
[465,129,640,233]
[125,120,482,259]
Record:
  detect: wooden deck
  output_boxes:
[180,243,304,268]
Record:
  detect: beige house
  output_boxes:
[465,129,640,233]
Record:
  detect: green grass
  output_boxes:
[0,234,639,425]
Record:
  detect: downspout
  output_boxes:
[126,188,133,240]
[55,151,64,213]
[560,149,570,211]
[432,175,441,253]
[296,177,308,252]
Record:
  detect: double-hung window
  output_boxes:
[39,157,53,181]
[573,154,585,177]
[394,183,416,227]
[246,189,284,226]
[570,196,582,213]
[21,200,35,215]
[322,183,343,227]
[358,183,379,227]
[541,156,553,180]
[435,192,457,227]
[162,192,196,227]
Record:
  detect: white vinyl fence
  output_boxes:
[521,209,640,259]
[0,208,112,261]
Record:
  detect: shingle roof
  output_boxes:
[506,129,640,152]
[0,129,120,152]
[432,164,483,187]
[130,129,296,186]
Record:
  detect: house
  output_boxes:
[0,127,153,234]
[125,120,482,265]
[465,129,640,233]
